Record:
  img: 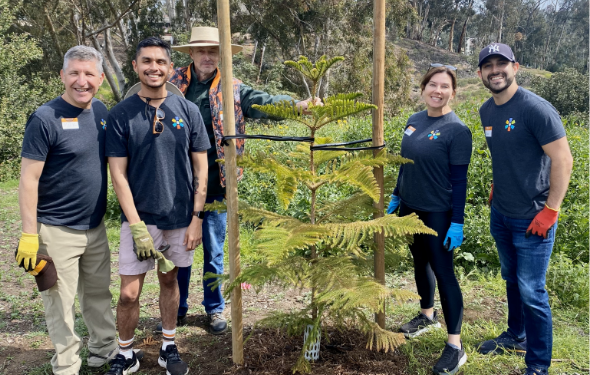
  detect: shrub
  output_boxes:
[546,253,589,310]
[531,68,589,117]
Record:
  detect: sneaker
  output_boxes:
[207,312,228,335]
[478,331,527,356]
[432,342,467,375]
[399,311,441,338]
[158,344,188,375]
[524,368,547,375]
[155,316,188,333]
[88,347,119,367]
[105,352,140,375]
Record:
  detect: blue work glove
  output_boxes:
[387,195,400,214]
[444,222,464,251]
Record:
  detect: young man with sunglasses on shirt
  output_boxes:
[105,37,210,375]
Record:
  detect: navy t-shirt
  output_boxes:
[106,93,210,230]
[398,110,472,212]
[21,97,108,230]
[480,87,566,219]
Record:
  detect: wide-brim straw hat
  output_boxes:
[172,26,243,55]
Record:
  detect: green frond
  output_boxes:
[285,55,344,85]
[329,161,380,201]
[323,92,365,103]
[254,224,331,261]
[365,321,406,352]
[390,288,421,304]
[251,100,311,127]
[316,192,374,223]
[325,214,436,252]
[239,203,301,227]
[204,199,227,213]
[313,100,377,129]
[238,151,301,209]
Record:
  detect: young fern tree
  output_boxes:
[207,56,435,373]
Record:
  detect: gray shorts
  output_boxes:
[118,222,195,275]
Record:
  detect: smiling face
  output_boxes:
[132,46,173,91]
[421,72,455,115]
[60,59,104,109]
[478,56,519,94]
[189,46,220,81]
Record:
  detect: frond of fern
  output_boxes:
[316,192,375,223]
[251,101,311,127]
[239,203,301,227]
[328,162,380,202]
[364,318,406,352]
[314,101,377,129]
[323,92,365,103]
[325,214,436,252]
[285,55,344,84]
[204,199,227,213]
[253,224,331,262]
[238,151,301,209]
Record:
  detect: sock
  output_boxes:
[162,327,176,350]
[118,336,134,359]
[447,341,461,350]
[424,312,434,320]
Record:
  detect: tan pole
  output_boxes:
[372,0,386,329]
[216,0,244,364]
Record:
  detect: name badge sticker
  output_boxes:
[404,125,416,136]
[485,126,492,137]
[61,118,79,130]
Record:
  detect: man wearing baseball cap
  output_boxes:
[16,45,117,374]
[166,26,321,335]
[476,43,573,375]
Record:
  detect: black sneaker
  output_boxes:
[432,342,467,375]
[524,367,547,375]
[399,311,441,338]
[158,344,188,375]
[155,316,188,333]
[478,331,527,356]
[105,352,140,375]
[207,312,228,335]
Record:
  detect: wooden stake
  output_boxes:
[372,0,386,329]
[216,0,244,365]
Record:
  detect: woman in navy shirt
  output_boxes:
[388,65,472,375]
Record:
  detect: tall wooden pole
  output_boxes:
[217,0,244,364]
[372,0,386,329]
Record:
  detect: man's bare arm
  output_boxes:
[542,137,573,210]
[19,158,45,234]
[183,151,208,250]
[108,157,142,225]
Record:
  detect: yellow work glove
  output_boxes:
[158,258,175,273]
[129,221,161,261]
[16,233,39,271]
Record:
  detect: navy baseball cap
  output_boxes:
[478,43,516,67]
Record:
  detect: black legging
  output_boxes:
[399,201,464,335]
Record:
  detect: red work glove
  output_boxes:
[488,183,494,206]
[525,205,559,239]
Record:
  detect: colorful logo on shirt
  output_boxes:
[172,116,184,129]
[101,119,106,130]
[428,130,441,140]
[505,118,515,131]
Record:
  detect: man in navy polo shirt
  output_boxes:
[17,45,117,374]
[476,43,573,375]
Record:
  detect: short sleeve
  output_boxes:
[105,109,129,157]
[527,101,566,146]
[21,114,51,161]
[188,104,211,152]
[449,125,472,165]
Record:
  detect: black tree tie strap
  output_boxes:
[311,138,386,151]
[221,134,315,146]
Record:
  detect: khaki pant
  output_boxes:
[38,220,116,375]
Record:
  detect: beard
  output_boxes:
[483,73,515,94]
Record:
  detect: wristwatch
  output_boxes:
[192,210,205,219]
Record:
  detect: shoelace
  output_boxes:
[438,344,456,365]
[108,355,127,372]
[165,345,182,364]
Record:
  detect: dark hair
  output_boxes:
[420,67,457,93]
[135,37,171,61]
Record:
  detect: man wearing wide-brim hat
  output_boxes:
[167,26,319,335]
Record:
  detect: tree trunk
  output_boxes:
[90,34,122,102]
[44,6,63,58]
[106,0,129,49]
[448,17,456,51]
[104,28,126,95]
[497,0,505,42]
[251,40,257,64]
[256,43,265,84]
[418,4,430,41]
[457,16,469,53]
[71,10,82,45]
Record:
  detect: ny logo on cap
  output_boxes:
[488,44,500,53]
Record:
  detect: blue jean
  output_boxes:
[177,195,227,316]
[490,206,556,370]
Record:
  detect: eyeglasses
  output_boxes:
[153,108,165,134]
[429,63,457,71]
